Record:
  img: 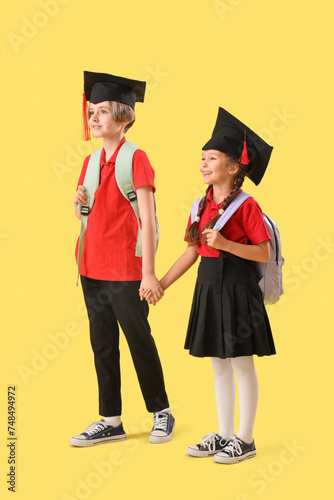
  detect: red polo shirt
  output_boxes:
[75,137,156,280]
[184,188,270,258]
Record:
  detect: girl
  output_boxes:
[145,107,276,463]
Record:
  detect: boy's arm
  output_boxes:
[136,185,164,303]
[160,244,199,291]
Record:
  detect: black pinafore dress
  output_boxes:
[184,251,276,359]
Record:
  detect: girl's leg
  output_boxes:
[231,356,258,443]
[211,357,235,437]
[187,357,234,457]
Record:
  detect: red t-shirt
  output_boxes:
[75,137,156,280]
[184,188,270,258]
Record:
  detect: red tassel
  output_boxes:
[82,92,91,141]
[239,130,250,165]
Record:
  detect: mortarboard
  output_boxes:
[202,107,273,185]
[82,71,146,140]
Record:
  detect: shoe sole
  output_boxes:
[187,447,219,457]
[70,434,126,447]
[149,421,175,444]
[213,450,257,464]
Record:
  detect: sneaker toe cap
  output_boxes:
[187,445,200,451]
[71,433,87,440]
[150,430,167,437]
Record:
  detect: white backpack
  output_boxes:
[190,192,284,305]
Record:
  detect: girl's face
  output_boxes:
[88,101,126,139]
[200,150,238,186]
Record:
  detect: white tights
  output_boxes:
[211,356,259,443]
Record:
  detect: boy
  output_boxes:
[70,71,174,446]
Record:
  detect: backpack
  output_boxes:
[190,191,284,305]
[76,141,159,285]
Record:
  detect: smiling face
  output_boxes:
[200,149,239,186]
[88,101,128,139]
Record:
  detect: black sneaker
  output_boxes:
[214,436,256,464]
[187,432,231,457]
[70,419,126,447]
[149,411,175,443]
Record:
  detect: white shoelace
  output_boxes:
[153,412,168,431]
[85,420,109,436]
[200,432,218,451]
[222,436,242,457]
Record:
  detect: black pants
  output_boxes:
[81,276,169,416]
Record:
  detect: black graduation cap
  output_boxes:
[202,107,273,185]
[83,71,146,109]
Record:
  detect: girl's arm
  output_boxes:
[160,244,199,291]
[136,185,164,303]
[202,229,270,263]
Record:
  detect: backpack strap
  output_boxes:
[190,191,252,228]
[115,141,160,257]
[115,141,140,202]
[114,141,160,257]
[213,191,252,231]
[79,147,103,213]
[76,147,103,285]
[212,191,259,283]
[190,197,203,223]
[114,141,143,257]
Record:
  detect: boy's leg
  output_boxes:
[108,280,169,412]
[81,276,122,417]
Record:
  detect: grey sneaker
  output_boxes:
[187,432,231,457]
[149,411,175,443]
[214,436,256,463]
[70,419,126,447]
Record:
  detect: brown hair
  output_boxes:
[186,156,247,246]
[87,101,136,133]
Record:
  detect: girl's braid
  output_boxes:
[186,184,212,245]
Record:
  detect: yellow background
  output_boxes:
[1,0,333,498]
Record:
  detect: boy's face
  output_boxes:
[88,101,125,139]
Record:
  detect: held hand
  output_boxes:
[142,290,157,306]
[139,275,164,305]
[202,229,228,250]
